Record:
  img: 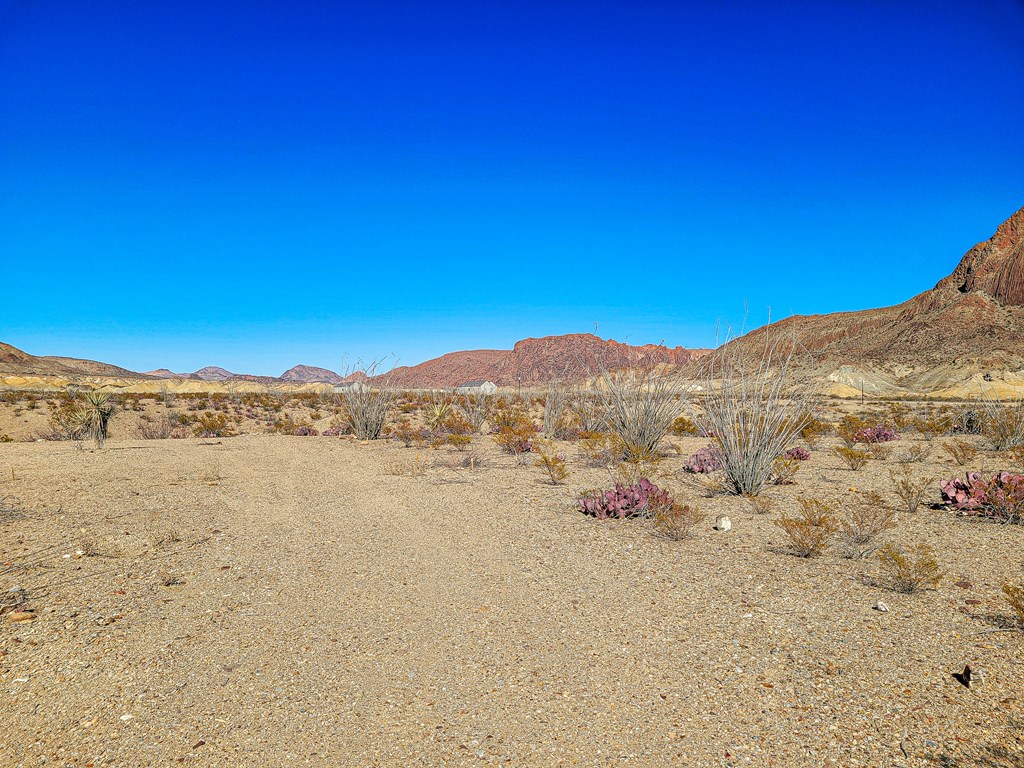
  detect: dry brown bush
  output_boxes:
[838,491,896,558]
[893,443,931,463]
[866,442,893,461]
[652,502,704,540]
[890,467,932,514]
[942,438,979,466]
[834,445,871,470]
[776,498,836,557]
[876,543,942,593]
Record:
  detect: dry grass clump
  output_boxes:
[776,498,836,557]
[837,491,896,558]
[799,416,832,447]
[979,396,1024,451]
[833,445,870,470]
[652,502,704,540]
[876,543,943,593]
[890,467,932,514]
[942,438,979,466]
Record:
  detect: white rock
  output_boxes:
[874,601,889,612]
[714,516,732,531]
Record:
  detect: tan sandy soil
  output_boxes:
[1,428,1022,767]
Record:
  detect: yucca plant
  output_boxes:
[76,390,118,448]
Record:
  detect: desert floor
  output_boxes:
[1,423,1023,767]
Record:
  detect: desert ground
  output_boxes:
[1,393,1022,767]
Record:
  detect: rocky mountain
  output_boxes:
[280,365,346,384]
[379,334,707,388]
[0,342,149,379]
[729,204,1024,397]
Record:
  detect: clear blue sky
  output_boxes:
[2,1,1022,375]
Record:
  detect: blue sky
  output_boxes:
[1,1,1022,375]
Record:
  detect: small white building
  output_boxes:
[455,380,498,395]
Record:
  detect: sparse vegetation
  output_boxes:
[577,478,673,520]
[652,501,704,540]
[942,438,979,466]
[590,364,682,462]
[890,466,931,514]
[1003,581,1024,627]
[533,439,569,484]
[876,543,943,593]
[837,491,896,558]
[776,498,836,557]
[833,445,871,470]
[693,332,813,496]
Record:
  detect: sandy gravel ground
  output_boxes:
[1,433,1022,767]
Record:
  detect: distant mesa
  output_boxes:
[193,366,237,381]
[377,333,709,389]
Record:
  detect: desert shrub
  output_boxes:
[770,456,801,485]
[866,442,894,461]
[577,431,619,466]
[458,394,492,433]
[776,498,836,557]
[877,543,942,593]
[610,451,664,487]
[343,380,397,441]
[441,411,475,436]
[942,438,979,466]
[652,502,704,540]
[784,446,810,461]
[837,491,896,558]
[890,467,931,514]
[884,402,913,431]
[45,395,90,440]
[445,434,472,451]
[799,416,832,447]
[950,406,983,435]
[692,332,814,496]
[493,422,537,458]
[979,398,1024,451]
[670,415,701,437]
[911,412,952,442]
[570,393,607,434]
[542,382,572,439]
[683,444,724,474]
[0,434,12,443]
[833,445,871,470]
[193,411,236,438]
[893,443,931,463]
[591,364,683,462]
[138,412,180,440]
[1003,581,1024,627]
[836,415,870,447]
[940,471,1024,523]
[577,479,673,520]
[533,439,569,484]
[389,419,425,447]
[853,425,899,444]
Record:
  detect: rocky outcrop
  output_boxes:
[281,365,346,384]
[729,204,1024,388]
[380,334,708,388]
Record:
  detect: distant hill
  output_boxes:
[728,204,1024,396]
[281,365,346,384]
[0,342,149,379]
[378,334,709,388]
